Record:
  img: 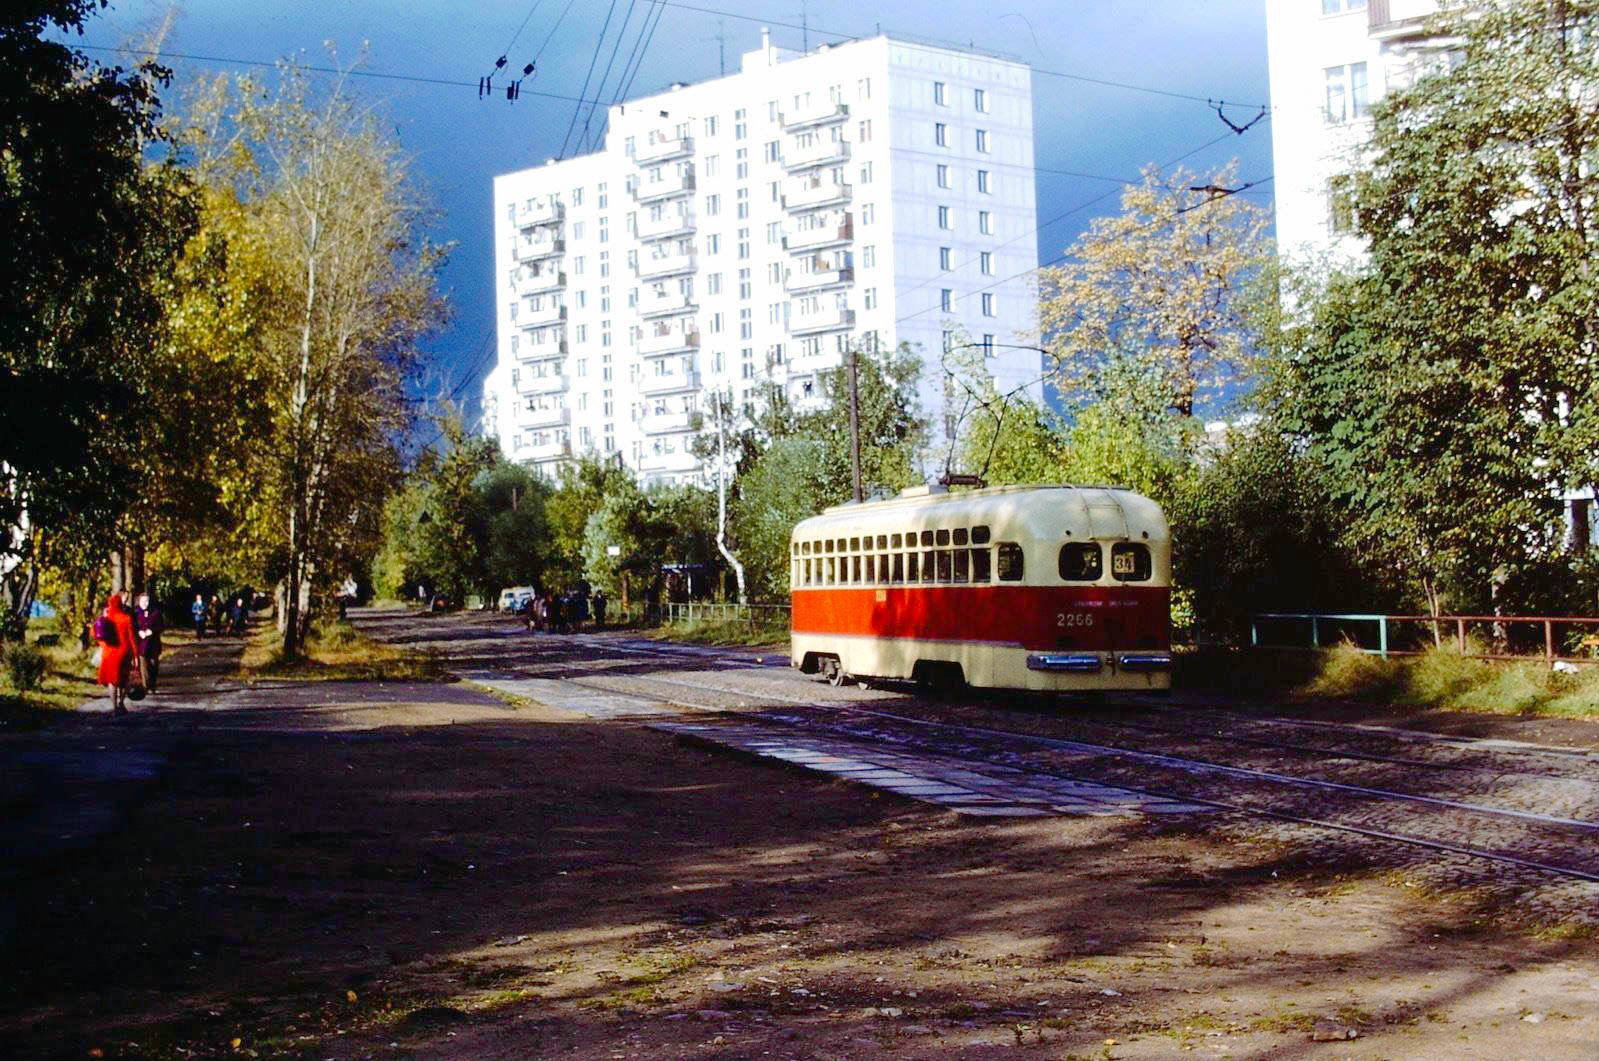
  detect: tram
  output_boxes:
[789,483,1172,692]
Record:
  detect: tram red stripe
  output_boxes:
[792,585,1170,652]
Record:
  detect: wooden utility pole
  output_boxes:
[848,347,863,503]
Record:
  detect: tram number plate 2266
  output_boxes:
[1056,612,1094,628]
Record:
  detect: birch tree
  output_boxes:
[191,65,445,657]
[1039,162,1270,419]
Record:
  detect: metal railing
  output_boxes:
[665,602,792,625]
[1251,612,1599,667]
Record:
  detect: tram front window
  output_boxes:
[1059,542,1103,582]
[1111,542,1152,581]
[997,542,1025,581]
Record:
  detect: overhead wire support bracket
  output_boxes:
[1210,99,1267,136]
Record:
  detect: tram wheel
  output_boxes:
[824,657,846,687]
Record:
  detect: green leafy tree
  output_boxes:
[547,454,636,586]
[0,2,194,636]
[1274,0,1599,612]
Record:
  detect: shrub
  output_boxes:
[1401,642,1494,705]
[1301,641,1403,701]
[4,642,48,692]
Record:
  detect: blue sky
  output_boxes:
[72,0,1274,418]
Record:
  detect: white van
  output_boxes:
[497,586,535,613]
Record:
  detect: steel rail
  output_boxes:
[550,668,1599,884]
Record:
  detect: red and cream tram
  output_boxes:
[789,484,1172,692]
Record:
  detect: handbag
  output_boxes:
[92,615,117,646]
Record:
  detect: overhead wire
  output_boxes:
[575,0,644,155]
[484,0,546,79]
[557,0,623,160]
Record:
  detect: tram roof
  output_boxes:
[817,483,1146,517]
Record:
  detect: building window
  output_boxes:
[934,81,947,106]
[1322,0,1367,12]
[861,203,875,225]
[734,109,747,139]
[1324,62,1368,123]
[704,114,719,136]
[942,329,955,353]
[977,169,991,194]
[859,161,873,184]
[975,128,989,153]
[858,119,872,142]
[940,288,952,312]
[937,205,951,229]
[981,333,994,356]
[980,250,993,275]
[764,140,781,163]
[939,246,953,270]
[974,87,988,113]
[936,163,950,189]
[862,245,876,268]
[707,272,722,295]
[1327,175,1356,234]
[935,122,948,147]
[978,210,992,235]
[981,293,995,317]
[864,287,877,310]
[705,193,720,216]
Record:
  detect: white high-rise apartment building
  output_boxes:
[1265,0,1444,264]
[483,31,1040,484]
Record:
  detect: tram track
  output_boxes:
[552,668,1599,885]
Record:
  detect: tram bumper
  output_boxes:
[1116,652,1174,672]
[1026,653,1104,674]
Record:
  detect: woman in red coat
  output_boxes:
[95,593,138,715]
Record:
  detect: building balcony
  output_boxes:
[635,134,693,165]
[636,211,695,241]
[514,200,564,229]
[636,249,697,279]
[639,408,698,436]
[518,267,565,294]
[516,337,568,361]
[521,405,570,429]
[782,139,849,171]
[639,287,695,318]
[638,448,700,473]
[785,215,853,252]
[524,438,572,463]
[784,265,853,294]
[521,303,567,329]
[784,178,851,211]
[634,169,695,203]
[639,370,701,396]
[517,237,565,261]
[639,326,700,357]
[789,306,856,335]
[781,100,849,130]
[517,372,567,396]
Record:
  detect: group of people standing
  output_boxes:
[524,588,606,633]
[91,592,164,716]
[190,593,250,639]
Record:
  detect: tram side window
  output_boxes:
[892,552,904,583]
[802,558,811,585]
[922,549,937,582]
[826,556,836,584]
[852,555,862,583]
[936,549,952,582]
[920,530,934,546]
[876,534,888,549]
[935,528,950,546]
[971,525,991,545]
[972,547,992,582]
[891,533,903,549]
[997,542,1025,581]
[864,554,876,582]
[1111,542,1152,581]
[906,551,919,583]
[953,547,969,582]
[1059,542,1103,582]
[953,528,968,546]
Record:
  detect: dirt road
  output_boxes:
[2,606,1596,1059]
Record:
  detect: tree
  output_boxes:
[1039,162,1271,419]
[1273,0,1599,612]
[185,65,446,656]
[547,454,636,585]
[0,2,193,636]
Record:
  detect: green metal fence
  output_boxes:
[1251,612,1599,667]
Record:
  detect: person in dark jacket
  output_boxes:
[133,592,164,694]
[191,593,207,639]
[592,590,607,629]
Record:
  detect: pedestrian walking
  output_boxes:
[548,592,565,634]
[592,590,607,630]
[191,593,207,640]
[133,592,164,694]
[228,595,246,636]
[94,593,138,715]
[208,594,224,636]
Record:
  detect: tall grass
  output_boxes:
[1296,641,1599,718]
[658,612,790,647]
[239,617,446,682]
